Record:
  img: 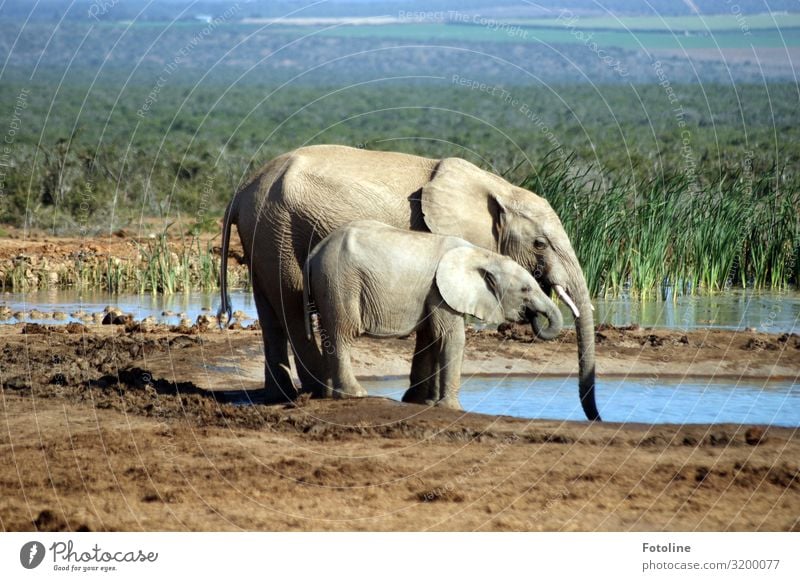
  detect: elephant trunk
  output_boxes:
[528,300,563,341]
[571,277,601,421]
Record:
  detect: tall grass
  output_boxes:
[0,232,248,294]
[524,155,800,297]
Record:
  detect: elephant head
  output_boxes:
[435,246,563,338]
[421,158,601,421]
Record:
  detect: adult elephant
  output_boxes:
[219,144,601,421]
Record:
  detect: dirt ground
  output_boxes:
[0,316,798,532]
[0,223,232,260]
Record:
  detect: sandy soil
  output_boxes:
[0,318,798,532]
[0,224,238,259]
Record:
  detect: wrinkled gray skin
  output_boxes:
[302,220,562,409]
[219,144,601,421]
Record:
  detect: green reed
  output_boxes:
[0,227,247,294]
[525,156,799,298]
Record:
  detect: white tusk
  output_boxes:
[554,285,581,319]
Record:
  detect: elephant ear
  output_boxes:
[435,246,506,324]
[421,157,508,251]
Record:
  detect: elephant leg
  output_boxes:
[435,315,465,411]
[403,324,439,405]
[252,276,296,402]
[282,295,329,398]
[328,334,367,399]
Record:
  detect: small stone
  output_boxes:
[102,310,132,325]
[101,311,119,324]
[745,426,766,446]
[64,322,86,334]
[196,314,217,331]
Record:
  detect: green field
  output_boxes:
[0,10,798,295]
[510,12,800,32]
[314,23,800,49]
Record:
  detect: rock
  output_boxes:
[64,322,86,334]
[743,338,777,351]
[196,314,217,331]
[497,322,532,341]
[694,467,710,483]
[3,377,31,390]
[102,310,132,325]
[745,427,766,446]
[101,311,118,324]
[33,509,70,532]
[21,323,48,334]
[52,311,68,320]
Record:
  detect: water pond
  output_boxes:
[362,376,800,427]
[2,289,799,333]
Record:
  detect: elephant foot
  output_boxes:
[260,384,299,404]
[299,383,333,399]
[263,365,299,403]
[401,384,432,405]
[435,398,463,411]
[332,385,368,399]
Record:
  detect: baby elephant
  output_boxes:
[303,220,562,409]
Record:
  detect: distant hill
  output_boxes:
[1,0,798,22]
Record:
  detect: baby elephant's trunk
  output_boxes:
[529,301,563,341]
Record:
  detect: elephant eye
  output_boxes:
[533,239,547,250]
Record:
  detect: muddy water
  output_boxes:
[362,376,800,427]
[2,289,799,333]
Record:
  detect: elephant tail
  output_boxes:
[217,193,238,329]
[302,255,314,342]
